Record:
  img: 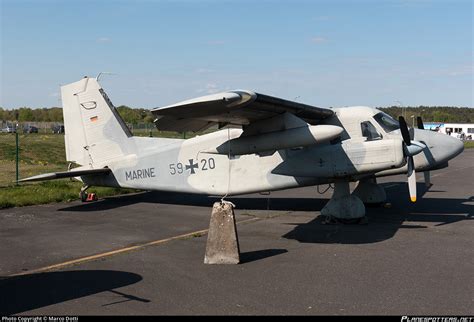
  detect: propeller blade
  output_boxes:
[417,116,424,130]
[407,157,417,202]
[398,116,411,146]
[424,171,431,188]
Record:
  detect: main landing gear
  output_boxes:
[321,180,366,224]
[352,178,387,206]
[80,185,98,202]
[320,178,388,224]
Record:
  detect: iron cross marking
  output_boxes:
[185,159,199,174]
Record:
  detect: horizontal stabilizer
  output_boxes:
[19,168,111,182]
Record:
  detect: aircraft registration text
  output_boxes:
[169,158,215,175]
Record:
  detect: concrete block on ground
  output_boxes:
[204,201,240,264]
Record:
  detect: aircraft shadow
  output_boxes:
[59,182,468,214]
[282,182,473,245]
[58,191,329,212]
[0,270,148,315]
[57,182,472,246]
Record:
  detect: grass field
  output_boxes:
[1,131,473,208]
[0,130,185,208]
[0,181,136,209]
[0,129,186,186]
[464,140,474,149]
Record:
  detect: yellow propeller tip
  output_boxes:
[410,197,417,202]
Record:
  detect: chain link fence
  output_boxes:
[0,130,67,188]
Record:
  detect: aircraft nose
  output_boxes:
[435,131,464,163]
[452,136,464,157]
[414,129,464,164]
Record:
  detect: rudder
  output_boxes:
[61,77,134,166]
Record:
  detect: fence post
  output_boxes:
[15,131,19,185]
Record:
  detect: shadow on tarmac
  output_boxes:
[58,191,329,212]
[58,182,472,245]
[59,182,472,216]
[0,270,148,315]
[282,182,473,244]
[240,249,288,263]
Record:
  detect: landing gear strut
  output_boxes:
[321,180,366,224]
[79,185,97,202]
[352,178,387,206]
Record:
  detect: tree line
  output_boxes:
[378,106,474,123]
[1,105,473,124]
[0,106,155,124]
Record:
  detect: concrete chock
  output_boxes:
[204,201,240,265]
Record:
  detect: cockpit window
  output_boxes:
[373,112,400,132]
[361,121,382,140]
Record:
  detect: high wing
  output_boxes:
[19,168,111,182]
[151,90,334,132]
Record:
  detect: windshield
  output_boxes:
[373,112,400,132]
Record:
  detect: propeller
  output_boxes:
[415,116,432,187]
[416,116,424,130]
[398,116,427,202]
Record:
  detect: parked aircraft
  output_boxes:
[20,77,464,220]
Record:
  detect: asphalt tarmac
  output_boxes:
[1,150,473,315]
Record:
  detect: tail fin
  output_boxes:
[61,77,134,166]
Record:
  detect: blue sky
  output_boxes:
[1,0,472,109]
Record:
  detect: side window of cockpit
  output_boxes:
[361,121,382,141]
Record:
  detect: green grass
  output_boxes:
[0,133,69,187]
[0,180,137,209]
[0,132,147,208]
[0,131,187,186]
[0,126,217,208]
[464,141,474,149]
[0,129,202,208]
[0,133,67,165]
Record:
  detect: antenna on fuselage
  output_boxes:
[395,100,405,119]
[97,72,116,81]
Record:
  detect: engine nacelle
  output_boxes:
[204,125,343,155]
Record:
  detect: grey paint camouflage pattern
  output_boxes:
[22,77,464,203]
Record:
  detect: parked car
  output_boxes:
[23,125,39,133]
[1,125,17,133]
[51,125,65,134]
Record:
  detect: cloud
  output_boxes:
[416,64,473,77]
[391,0,432,8]
[197,83,220,94]
[96,37,111,43]
[448,65,473,77]
[313,15,330,21]
[195,68,215,74]
[206,40,225,45]
[310,36,327,44]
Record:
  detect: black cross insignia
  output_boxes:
[185,159,199,174]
